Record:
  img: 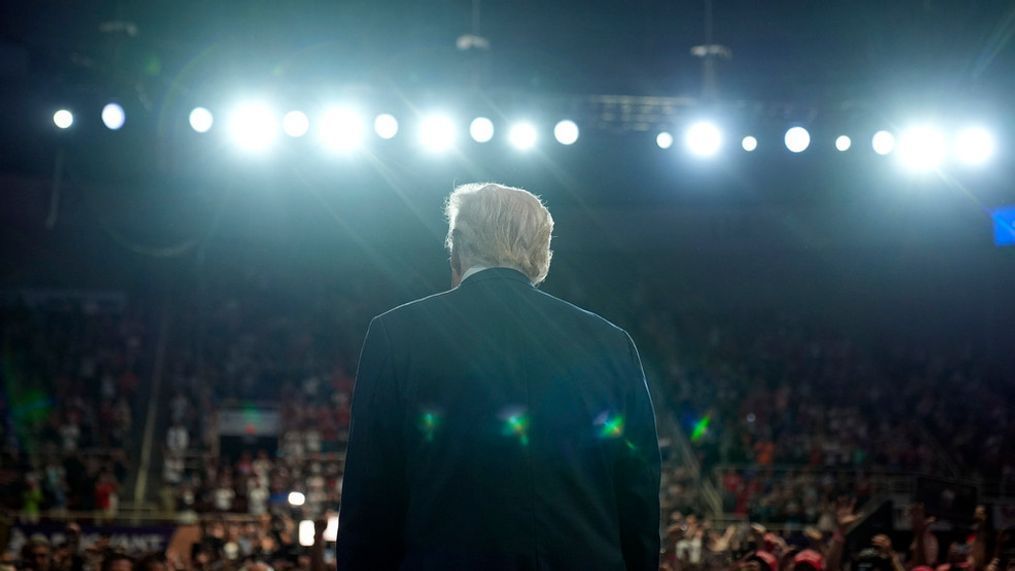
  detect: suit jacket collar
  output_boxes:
[458,267,532,288]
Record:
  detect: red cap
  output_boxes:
[793,549,825,571]
[751,550,779,571]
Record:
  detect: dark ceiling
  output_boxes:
[3,0,1015,101]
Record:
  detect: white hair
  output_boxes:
[444,182,554,285]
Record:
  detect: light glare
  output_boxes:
[954,126,995,166]
[288,491,306,506]
[298,521,314,547]
[685,121,722,157]
[227,102,278,153]
[784,127,811,153]
[872,130,896,155]
[897,125,946,172]
[508,122,538,150]
[319,108,365,152]
[324,516,339,542]
[419,114,456,152]
[835,135,852,151]
[53,109,74,129]
[553,120,579,145]
[741,136,758,152]
[101,103,125,130]
[469,117,494,143]
[189,107,214,133]
[656,132,674,149]
[374,114,399,139]
[282,111,309,138]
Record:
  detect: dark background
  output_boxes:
[2,0,1014,365]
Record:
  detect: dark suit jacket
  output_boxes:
[336,268,661,570]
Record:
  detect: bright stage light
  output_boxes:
[288,491,306,506]
[871,130,895,155]
[282,111,309,138]
[835,135,852,151]
[374,114,399,139]
[226,102,277,152]
[954,126,995,166]
[784,127,810,153]
[741,136,758,152]
[684,121,722,157]
[189,107,214,133]
[298,521,314,547]
[470,117,494,143]
[508,122,538,151]
[101,103,125,130]
[53,109,74,129]
[419,114,456,152]
[319,107,365,152]
[656,131,674,149]
[897,124,946,172]
[554,120,579,145]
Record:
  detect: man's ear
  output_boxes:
[450,244,463,275]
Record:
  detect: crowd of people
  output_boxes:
[156,272,361,518]
[626,308,1015,525]
[4,502,1007,571]
[2,515,334,571]
[0,298,148,518]
[658,502,1006,571]
[4,273,1015,570]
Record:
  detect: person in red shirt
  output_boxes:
[94,470,119,516]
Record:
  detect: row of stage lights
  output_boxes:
[51,103,998,172]
[659,121,997,171]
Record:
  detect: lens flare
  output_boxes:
[419,114,456,152]
[954,126,995,166]
[319,107,365,153]
[597,415,625,439]
[227,102,278,153]
[690,415,711,442]
[508,122,538,151]
[419,410,441,443]
[500,408,530,447]
[897,124,947,172]
[685,121,722,157]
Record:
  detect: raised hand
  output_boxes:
[909,502,935,533]
[872,534,892,555]
[836,499,859,530]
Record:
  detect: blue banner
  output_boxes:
[992,206,1015,246]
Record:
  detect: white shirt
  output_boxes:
[460,265,528,284]
[214,487,235,510]
[248,486,268,515]
[460,265,491,283]
[167,425,189,452]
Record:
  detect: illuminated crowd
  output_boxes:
[2,274,1015,571]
